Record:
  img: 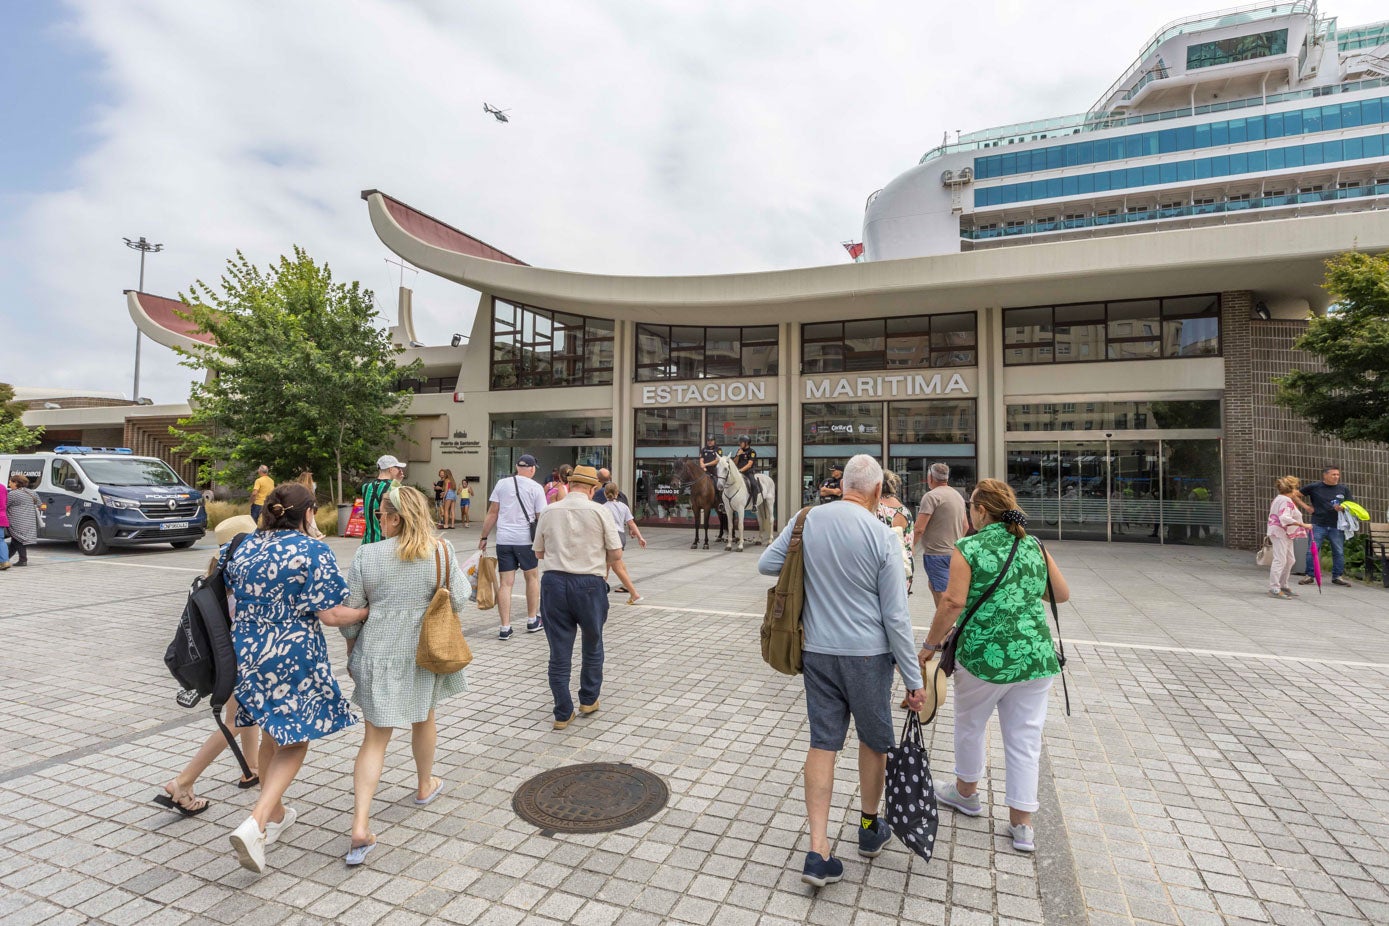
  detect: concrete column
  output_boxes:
[979,305,1006,479]
[783,320,802,528]
[613,320,635,500]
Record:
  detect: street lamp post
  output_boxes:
[124,236,164,402]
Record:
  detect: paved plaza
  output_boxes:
[1,525,1387,926]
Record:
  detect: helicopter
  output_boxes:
[482,103,510,123]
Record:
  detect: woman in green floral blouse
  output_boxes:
[918,478,1070,854]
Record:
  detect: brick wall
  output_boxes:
[1221,292,1258,550]
[1249,320,1389,537]
[123,416,206,487]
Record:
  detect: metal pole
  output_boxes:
[124,236,163,402]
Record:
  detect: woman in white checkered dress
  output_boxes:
[341,486,469,865]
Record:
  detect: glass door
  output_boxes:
[1057,443,1109,540]
[1006,442,1059,540]
[1108,440,1160,544]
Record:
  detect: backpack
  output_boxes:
[163,531,254,778]
[761,506,812,675]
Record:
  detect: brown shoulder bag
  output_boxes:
[417,543,473,674]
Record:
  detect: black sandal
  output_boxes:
[236,773,260,789]
[152,790,210,817]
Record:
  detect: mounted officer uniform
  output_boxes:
[699,436,725,538]
[733,436,760,508]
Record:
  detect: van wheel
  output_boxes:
[78,520,108,556]
[171,540,197,549]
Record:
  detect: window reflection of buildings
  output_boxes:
[1004,295,1219,365]
[491,300,614,390]
[802,313,977,373]
[636,325,779,381]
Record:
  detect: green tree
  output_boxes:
[1276,250,1389,445]
[0,383,44,453]
[171,248,421,504]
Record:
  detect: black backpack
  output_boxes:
[164,531,254,777]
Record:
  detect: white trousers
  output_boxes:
[953,667,1053,813]
[1267,532,1294,592]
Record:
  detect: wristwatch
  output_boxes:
[920,642,943,653]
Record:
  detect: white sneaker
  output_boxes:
[265,806,297,845]
[1009,823,1036,853]
[230,816,267,873]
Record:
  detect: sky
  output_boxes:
[2,0,1385,403]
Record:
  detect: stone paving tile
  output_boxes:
[2,530,1388,924]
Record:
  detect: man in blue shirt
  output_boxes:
[1299,466,1354,587]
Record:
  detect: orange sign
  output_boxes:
[344,497,366,538]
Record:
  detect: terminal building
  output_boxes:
[24,2,1389,551]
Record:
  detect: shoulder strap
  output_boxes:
[514,476,532,523]
[775,507,814,593]
[434,542,446,591]
[1033,538,1071,717]
[955,535,1021,637]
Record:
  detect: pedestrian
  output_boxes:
[818,464,844,503]
[223,483,368,874]
[1299,466,1355,587]
[458,478,472,526]
[601,482,645,603]
[1267,476,1312,599]
[440,468,459,530]
[917,478,1070,854]
[434,470,446,524]
[532,465,624,729]
[4,474,41,567]
[0,478,10,571]
[596,467,629,507]
[699,436,726,540]
[295,471,324,538]
[913,462,968,605]
[361,455,405,545]
[249,465,274,523]
[876,470,914,593]
[341,486,469,866]
[478,454,547,639]
[757,454,926,887]
[546,464,573,504]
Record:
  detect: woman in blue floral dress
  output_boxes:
[223,483,367,874]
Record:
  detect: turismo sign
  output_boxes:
[803,370,974,400]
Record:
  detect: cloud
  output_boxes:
[4,0,1386,402]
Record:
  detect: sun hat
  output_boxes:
[568,465,601,487]
[376,454,404,471]
[215,514,258,545]
[917,656,952,725]
[517,454,538,468]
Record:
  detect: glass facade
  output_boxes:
[973,96,1387,181]
[1006,438,1222,543]
[1186,28,1287,70]
[802,313,976,373]
[635,325,778,381]
[491,301,614,390]
[632,405,777,526]
[486,413,612,496]
[1006,399,1221,432]
[1004,295,1219,365]
[977,130,1389,207]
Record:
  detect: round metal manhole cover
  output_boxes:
[512,762,668,834]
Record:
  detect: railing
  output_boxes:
[1122,65,1171,103]
[918,74,1389,164]
[1339,21,1389,53]
[961,181,1389,240]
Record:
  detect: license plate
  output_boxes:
[159,521,191,531]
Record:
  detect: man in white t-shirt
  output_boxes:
[478,454,549,640]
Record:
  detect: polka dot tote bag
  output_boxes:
[886,710,939,862]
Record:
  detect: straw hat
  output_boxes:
[917,656,951,725]
[214,514,258,545]
[568,465,601,487]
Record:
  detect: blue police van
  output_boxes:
[0,447,206,555]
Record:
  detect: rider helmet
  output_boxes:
[738,435,751,446]
[705,435,716,443]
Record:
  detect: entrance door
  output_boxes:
[1057,443,1109,540]
[1006,443,1059,540]
[1108,440,1160,543]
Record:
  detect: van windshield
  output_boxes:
[76,458,183,487]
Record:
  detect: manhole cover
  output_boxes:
[512,762,668,834]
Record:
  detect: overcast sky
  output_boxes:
[3,0,1385,403]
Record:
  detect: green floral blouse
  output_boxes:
[954,523,1060,684]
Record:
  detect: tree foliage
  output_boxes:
[171,248,421,503]
[0,383,44,453]
[1276,250,1389,446]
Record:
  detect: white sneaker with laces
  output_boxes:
[265,806,297,845]
[229,816,267,873]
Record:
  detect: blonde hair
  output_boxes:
[604,482,619,500]
[441,468,455,490]
[381,485,435,561]
[881,470,902,499]
[971,478,1027,539]
[1276,475,1301,494]
[295,471,314,490]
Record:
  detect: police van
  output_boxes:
[0,447,206,555]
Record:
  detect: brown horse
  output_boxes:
[677,458,723,550]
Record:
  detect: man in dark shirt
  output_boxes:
[361,455,404,544]
[733,436,760,507]
[698,436,726,540]
[596,468,629,507]
[819,464,844,503]
[1300,466,1354,586]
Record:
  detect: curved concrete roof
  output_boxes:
[126,290,214,352]
[363,189,1389,320]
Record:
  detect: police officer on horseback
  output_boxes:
[734,435,760,508]
[699,435,726,540]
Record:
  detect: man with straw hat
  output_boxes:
[532,465,624,730]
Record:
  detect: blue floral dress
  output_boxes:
[221,531,357,744]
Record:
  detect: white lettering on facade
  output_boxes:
[884,374,905,396]
[945,373,967,394]
[802,372,973,401]
[832,379,854,398]
[856,376,875,397]
[635,379,771,406]
[806,380,830,399]
[727,383,746,401]
[703,384,719,402]
[749,382,764,401]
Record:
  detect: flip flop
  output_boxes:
[414,778,445,806]
[152,791,210,817]
[236,774,260,790]
[345,838,377,866]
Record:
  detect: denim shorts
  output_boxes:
[496,543,538,573]
[921,554,952,592]
[802,651,895,754]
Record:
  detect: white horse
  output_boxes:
[715,456,776,550]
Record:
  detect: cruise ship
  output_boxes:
[863,2,1389,259]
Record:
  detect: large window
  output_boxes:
[1187,28,1287,70]
[1006,400,1221,432]
[397,374,459,394]
[1004,295,1219,365]
[491,300,614,390]
[635,325,778,381]
[972,95,1386,180]
[633,406,777,525]
[802,313,976,373]
[975,129,1389,207]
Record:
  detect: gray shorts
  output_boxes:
[802,651,895,754]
